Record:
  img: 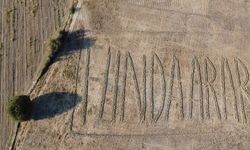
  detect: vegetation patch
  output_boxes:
[39,30,67,78]
[0,42,3,50]
[7,95,33,122]
[63,62,77,80]
[69,6,76,15]
[6,8,16,41]
[31,4,39,17]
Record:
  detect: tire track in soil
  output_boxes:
[3,0,12,149]
[67,0,93,131]
[0,0,3,149]
[0,0,4,149]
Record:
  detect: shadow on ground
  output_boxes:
[62,29,96,54]
[31,92,81,120]
[73,7,81,13]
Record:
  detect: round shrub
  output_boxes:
[7,95,32,122]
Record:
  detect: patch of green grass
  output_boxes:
[7,95,32,122]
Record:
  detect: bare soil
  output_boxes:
[0,0,73,149]
[13,0,250,149]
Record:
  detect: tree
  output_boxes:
[7,95,32,122]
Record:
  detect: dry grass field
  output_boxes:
[2,0,250,149]
[0,0,74,149]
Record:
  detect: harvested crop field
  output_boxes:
[4,0,250,149]
[0,0,74,149]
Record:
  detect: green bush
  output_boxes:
[49,39,61,53]
[39,30,66,77]
[7,95,32,122]
[49,30,66,53]
[69,7,75,15]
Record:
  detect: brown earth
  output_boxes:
[0,0,74,149]
[13,0,250,149]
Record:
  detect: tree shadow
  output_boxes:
[31,92,81,120]
[73,7,81,13]
[61,29,96,54]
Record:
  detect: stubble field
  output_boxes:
[0,0,73,149]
